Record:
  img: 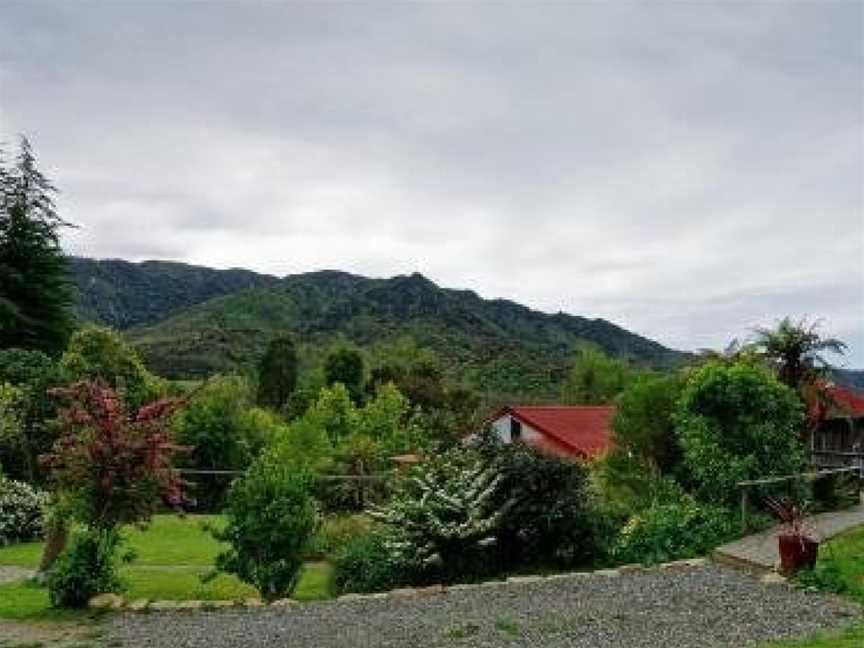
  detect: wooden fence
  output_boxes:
[737,465,862,533]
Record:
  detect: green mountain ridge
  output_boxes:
[70,257,690,399]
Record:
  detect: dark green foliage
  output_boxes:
[324,346,365,403]
[675,361,806,506]
[811,471,860,512]
[612,373,685,476]
[256,334,298,410]
[283,386,317,420]
[332,528,403,594]
[70,261,688,400]
[69,257,280,330]
[612,499,738,566]
[0,138,74,355]
[0,348,65,482]
[487,438,607,568]
[210,463,318,601]
[47,528,124,608]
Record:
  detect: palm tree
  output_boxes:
[752,317,846,392]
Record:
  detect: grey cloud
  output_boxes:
[0,1,861,365]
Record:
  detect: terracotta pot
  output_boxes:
[778,534,819,573]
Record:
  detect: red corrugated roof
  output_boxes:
[504,405,615,458]
[824,385,864,417]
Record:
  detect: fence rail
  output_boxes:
[737,466,863,533]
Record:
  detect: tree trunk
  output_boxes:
[36,517,67,578]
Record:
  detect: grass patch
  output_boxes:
[0,514,225,569]
[121,567,255,601]
[122,515,225,566]
[292,562,333,602]
[0,542,42,568]
[761,624,864,648]
[0,580,91,623]
[0,513,335,620]
[494,616,521,636]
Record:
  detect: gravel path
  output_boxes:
[105,565,861,648]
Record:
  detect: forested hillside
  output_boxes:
[70,257,280,329]
[70,258,689,399]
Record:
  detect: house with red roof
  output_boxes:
[810,384,864,468]
[487,405,614,460]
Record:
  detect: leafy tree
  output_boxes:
[0,137,75,355]
[324,346,365,403]
[43,381,186,530]
[0,349,65,482]
[210,463,317,601]
[561,346,636,405]
[256,334,298,410]
[489,439,605,568]
[264,415,334,474]
[612,373,685,476]
[172,375,279,508]
[752,317,846,393]
[674,361,805,505]
[42,381,187,604]
[61,326,162,411]
[305,383,356,447]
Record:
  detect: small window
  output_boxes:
[510,418,522,442]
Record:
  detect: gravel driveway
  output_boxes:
[106,564,861,648]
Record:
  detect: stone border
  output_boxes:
[82,557,713,612]
[89,556,790,613]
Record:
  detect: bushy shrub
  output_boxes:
[332,527,405,594]
[47,528,124,608]
[210,463,318,601]
[491,441,606,568]
[369,449,511,583]
[675,362,805,505]
[0,478,49,544]
[612,499,737,566]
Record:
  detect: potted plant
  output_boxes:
[765,496,819,574]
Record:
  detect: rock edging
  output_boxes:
[89,555,792,612]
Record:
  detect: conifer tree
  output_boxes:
[0,137,74,354]
[256,334,298,410]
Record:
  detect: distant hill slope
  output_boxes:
[70,257,280,329]
[832,368,864,394]
[68,258,690,399]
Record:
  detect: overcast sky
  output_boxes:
[1,2,862,366]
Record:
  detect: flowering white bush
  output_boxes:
[369,450,513,575]
[0,478,49,544]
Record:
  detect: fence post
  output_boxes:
[858,455,863,505]
[740,486,749,534]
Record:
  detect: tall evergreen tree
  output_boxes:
[324,345,365,403]
[0,137,74,354]
[256,334,298,410]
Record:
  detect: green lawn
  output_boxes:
[762,525,864,647]
[0,513,333,620]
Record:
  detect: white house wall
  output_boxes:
[491,414,542,444]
